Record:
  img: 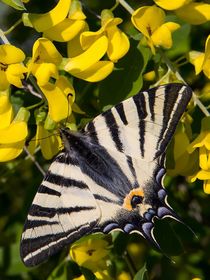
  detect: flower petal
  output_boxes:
[43,18,86,42]
[203,180,210,194]
[0,90,13,129]
[0,121,28,144]
[35,63,58,86]
[6,64,27,88]
[80,29,104,50]
[31,38,62,65]
[40,76,74,122]
[65,36,108,74]
[188,51,205,75]
[67,23,89,57]
[106,25,130,62]
[203,35,210,79]
[0,70,9,91]
[0,44,25,64]
[27,0,71,32]
[71,61,114,82]
[131,6,165,38]
[154,0,191,10]
[199,146,208,170]
[176,2,210,25]
[0,140,25,162]
[151,23,179,49]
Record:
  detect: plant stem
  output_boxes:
[124,250,136,278]
[4,19,22,35]
[24,147,46,176]
[0,29,10,43]
[118,0,134,14]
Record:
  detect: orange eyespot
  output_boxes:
[123,188,144,211]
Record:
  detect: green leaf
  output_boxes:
[134,263,147,280]
[1,0,25,10]
[167,23,191,58]
[99,40,150,108]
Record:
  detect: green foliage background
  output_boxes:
[0,0,210,279]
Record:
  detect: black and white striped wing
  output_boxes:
[84,83,192,238]
[20,153,101,266]
[20,83,192,267]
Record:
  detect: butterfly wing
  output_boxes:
[84,83,192,243]
[20,152,102,266]
[21,83,192,266]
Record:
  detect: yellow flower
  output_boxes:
[70,236,109,271]
[131,6,180,53]
[188,117,210,194]
[154,0,191,10]
[24,0,72,32]
[95,270,111,280]
[43,0,86,42]
[0,96,29,162]
[117,271,132,280]
[39,76,75,123]
[167,121,199,177]
[28,38,62,86]
[0,44,27,90]
[28,123,62,160]
[189,35,210,79]
[65,36,114,82]
[80,9,130,62]
[188,117,210,152]
[175,2,210,25]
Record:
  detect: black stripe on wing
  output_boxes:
[45,172,89,189]
[103,110,124,152]
[28,204,96,217]
[38,186,61,196]
[156,84,192,157]
[21,220,96,267]
[115,102,128,125]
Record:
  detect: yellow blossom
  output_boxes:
[28,123,62,160]
[117,271,132,280]
[28,38,62,86]
[0,89,13,129]
[43,0,86,42]
[188,116,210,193]
[0,44,27,90]
[39,76,75,123]
[80,9,130,62]
[0,105,29,162]
[167,120,199,177]
[131,6,180,53]
[25,0,71,32]
[189,35,210,79]
[153,0,191,10]
[175,2,210,25]
[65,36,114,82]
[70,236,109,271]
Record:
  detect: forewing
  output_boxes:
[84,83,192,246]
[20,152,101,267]
[85,83,192,161]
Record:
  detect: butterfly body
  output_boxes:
[20,83,192,266]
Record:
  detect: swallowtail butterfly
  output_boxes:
[20,83,192,266]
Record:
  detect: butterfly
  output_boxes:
[20,83,192,266]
